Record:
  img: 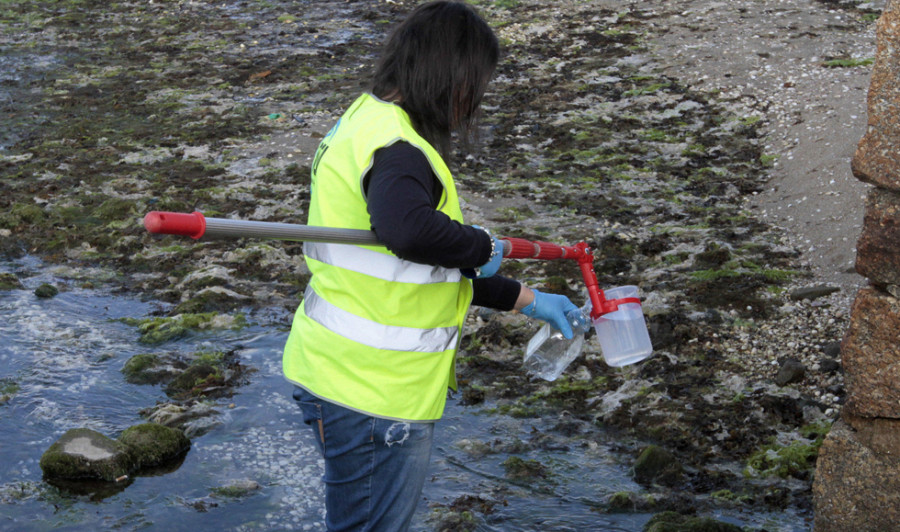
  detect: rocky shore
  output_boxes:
[0,0,885,529]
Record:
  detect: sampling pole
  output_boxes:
[143,211,639,317]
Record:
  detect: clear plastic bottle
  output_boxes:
[523,305,592,381]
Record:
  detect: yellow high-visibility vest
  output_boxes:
[283,93,473,422]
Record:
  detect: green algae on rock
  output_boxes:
[122,349,250,400]
[34,283,59,298]
[40,428,135,482]
[119,312,247,344]
[0,273,23,290]
[210,479,261,499]
[0,378,21,406]
[118,423,190,470]
[121,353,170,385]
[643,511,742,532]
[633,444,685,487]
[501,456,551,480]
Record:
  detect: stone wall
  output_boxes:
[812,1,900,529]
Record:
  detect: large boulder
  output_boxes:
[841,287,900,418]
[855,188,900,286]
[40,428,135,482]
[851,1,900,191]
[813,418,900,531]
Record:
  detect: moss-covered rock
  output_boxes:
[164,363,224,399]
[501,456,550,480]
[633,445,685,486]
[643,511,741,532]
[121,353,183,385]
[0,203,44,229]
[0,273,23,290]
[121,312,246,344]
[0,378,20,406]
[34,283,59,298]
[173,286,250,314]
[40,428,135,482]
[92,197,136,222]
[118,423,190,469]
[210,479,261,498]
[121,353,161,383]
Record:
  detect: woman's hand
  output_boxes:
[518,288,579,339]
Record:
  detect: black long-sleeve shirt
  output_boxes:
[364,141,521,310]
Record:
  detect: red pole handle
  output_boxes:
[144,211,206,239]
[501,237,588,260]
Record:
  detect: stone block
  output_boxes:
[856,188,900,285]
[844,412,900,458]
[813,419,900,531]
[841,287,900,418]
[852,0,900,190]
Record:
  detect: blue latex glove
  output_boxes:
[475,236,504,278]
[462,227,504,279]
[521,289,579,339]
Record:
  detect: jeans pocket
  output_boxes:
[292,388,325,448]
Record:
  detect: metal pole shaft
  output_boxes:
[202,218,381,246]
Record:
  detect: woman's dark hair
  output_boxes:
[371,1,499,159]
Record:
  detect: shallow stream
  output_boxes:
[0,258,811,531]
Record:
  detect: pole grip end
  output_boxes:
[143,211,206,239]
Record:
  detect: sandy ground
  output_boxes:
[632,0,881,296]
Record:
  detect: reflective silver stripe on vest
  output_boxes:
[304,242,462,284]
[303,287,459,353]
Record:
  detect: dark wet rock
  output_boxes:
[695,243,732,267]
[40,428,135,482]
[117,423,190,469]
[140,401,224,438]
[789,284,840,301]
[0,273,23,290]
[823,340,842,358]
[757,393,795,426]
[34,283,59,298]
[826,384,845,397]
[774,357,806,386]
[820,357,842,374]
[607,491,649,512]
[643,511,741,532]
[461,319,529,352]
[173,286,251,314]
[124,349,251,401]
[165,363,225,399]
[632,445,684,487]
[502,456,549,480]
[646,314,679,349]
[759,393,821,426]
[459,384,486,406]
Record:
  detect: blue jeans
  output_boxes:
[292,387,434,532]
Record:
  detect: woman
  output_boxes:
[283,2,579,530]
